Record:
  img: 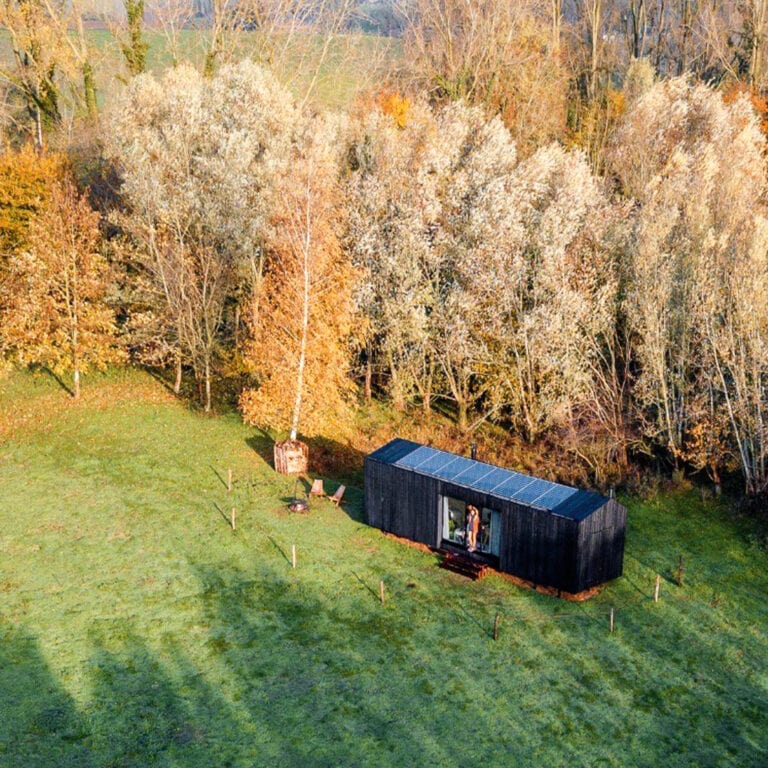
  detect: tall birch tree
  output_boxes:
[240,115,357,439]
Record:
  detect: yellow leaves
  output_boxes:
[376,90,411,129]
[606,88,626,122]
[0,146,67,257]
[0,175,123,390]
[240,118,357,437]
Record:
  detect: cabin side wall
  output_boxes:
[575,500,627,591]
[365,457,624,592]
[498,505,578,592]
[364,458,441,548]
[367,467,581,592]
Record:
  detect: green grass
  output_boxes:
[0,28,395,116]
[1,368,767,767]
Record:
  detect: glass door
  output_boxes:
[442,496,467,546]
[478,508,501,556]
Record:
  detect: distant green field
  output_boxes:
[0,27,395,115]
[1,368,766,767]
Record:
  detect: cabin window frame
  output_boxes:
[440,495,501,557]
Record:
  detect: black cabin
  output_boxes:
[364,438,626,593]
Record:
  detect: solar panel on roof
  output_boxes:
[431,455,476,480]
[370,438,609,520]
[395,445,437,469]
[511,478,555,505]
[413,451,460,475]
[469,466,512,493]
[452,462,496,486]
[534,485,578,511]
[492,472,537,499]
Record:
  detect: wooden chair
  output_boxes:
[309,478,325,497]
[328,484,346,506]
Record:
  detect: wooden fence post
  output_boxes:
[654,574,661,602]
[379,580,385,605]
[676,555,684,586]
[292,544,296,569]
[231,508,236,530]
[609,608,615,634]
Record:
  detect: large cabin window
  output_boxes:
[442,496,467,546]
[442,496,500,557]
[479,507,501,556]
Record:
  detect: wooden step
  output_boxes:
[439,551,490,580]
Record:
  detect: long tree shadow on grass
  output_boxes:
[303,436,366,485]
[190,561,467,766]
[245,433,276,470]
[85,631,240,767]
[0,625,93,767]
[189,556,768,767]
[33,365,74,397]
[245,432,366,485]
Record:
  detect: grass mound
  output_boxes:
[1,369,766,766]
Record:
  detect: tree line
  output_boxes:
[0,2,767,497]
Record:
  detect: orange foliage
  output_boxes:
[0,145,66,258]
[240,124,358,439]
[722,81,768,137]
[375,89,411,129]
[0,177,123,396]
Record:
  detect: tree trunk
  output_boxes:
[204,356,211,413]
[35,106,43,152]
[551,0,562,54]
[83,61,97,120]
[457,398,468,432]
[72,318,81,400]
[364,355,372,401]
[290,197,312,443]
[174,350,182,395]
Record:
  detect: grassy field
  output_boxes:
[1,368,767,767]
[0,28,395,116]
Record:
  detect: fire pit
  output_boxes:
[288,498,309,513]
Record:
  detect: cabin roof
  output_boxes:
[367,438,607,521]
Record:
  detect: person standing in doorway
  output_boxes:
[466,505,480,551]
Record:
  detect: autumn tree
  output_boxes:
[346,99,513,424]
[611,77,768,490]
[345,98,442,411]
[460,142,619,444]
[240,114,357,444]
[0,177,122,396]
[36,0,99,120]
[106,61,297,411]
[117,0,149,77]
[397,0,568,153]
[0,0,64,146]
[0,145,64,261]
[702,216,768,494]
[0,0,104,145]
[0,146,63,371]
[347,97,620,445]
[425,103,520,430]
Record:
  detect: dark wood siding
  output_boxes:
[574,499,626,591]
[364,454,626,593]
[497,504,579,592]
[364,457,440,548]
